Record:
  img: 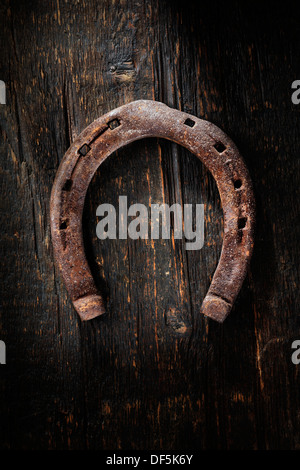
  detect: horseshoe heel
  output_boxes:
[50,100,255,323]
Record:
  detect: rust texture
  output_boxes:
[50,100,255,323]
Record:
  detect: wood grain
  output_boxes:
[0,0,299,449]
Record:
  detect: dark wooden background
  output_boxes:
[0,0,299,450]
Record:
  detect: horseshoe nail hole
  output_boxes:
[62,179,72,191]
[107,118,120,130]
[60,220,68,230]
[184,118,195,128]
[238,217,247,229]
[214,142,226,153]
[78,144,91,156]
[234,179,242,190]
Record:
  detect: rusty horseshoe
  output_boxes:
[50,100,255,323]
